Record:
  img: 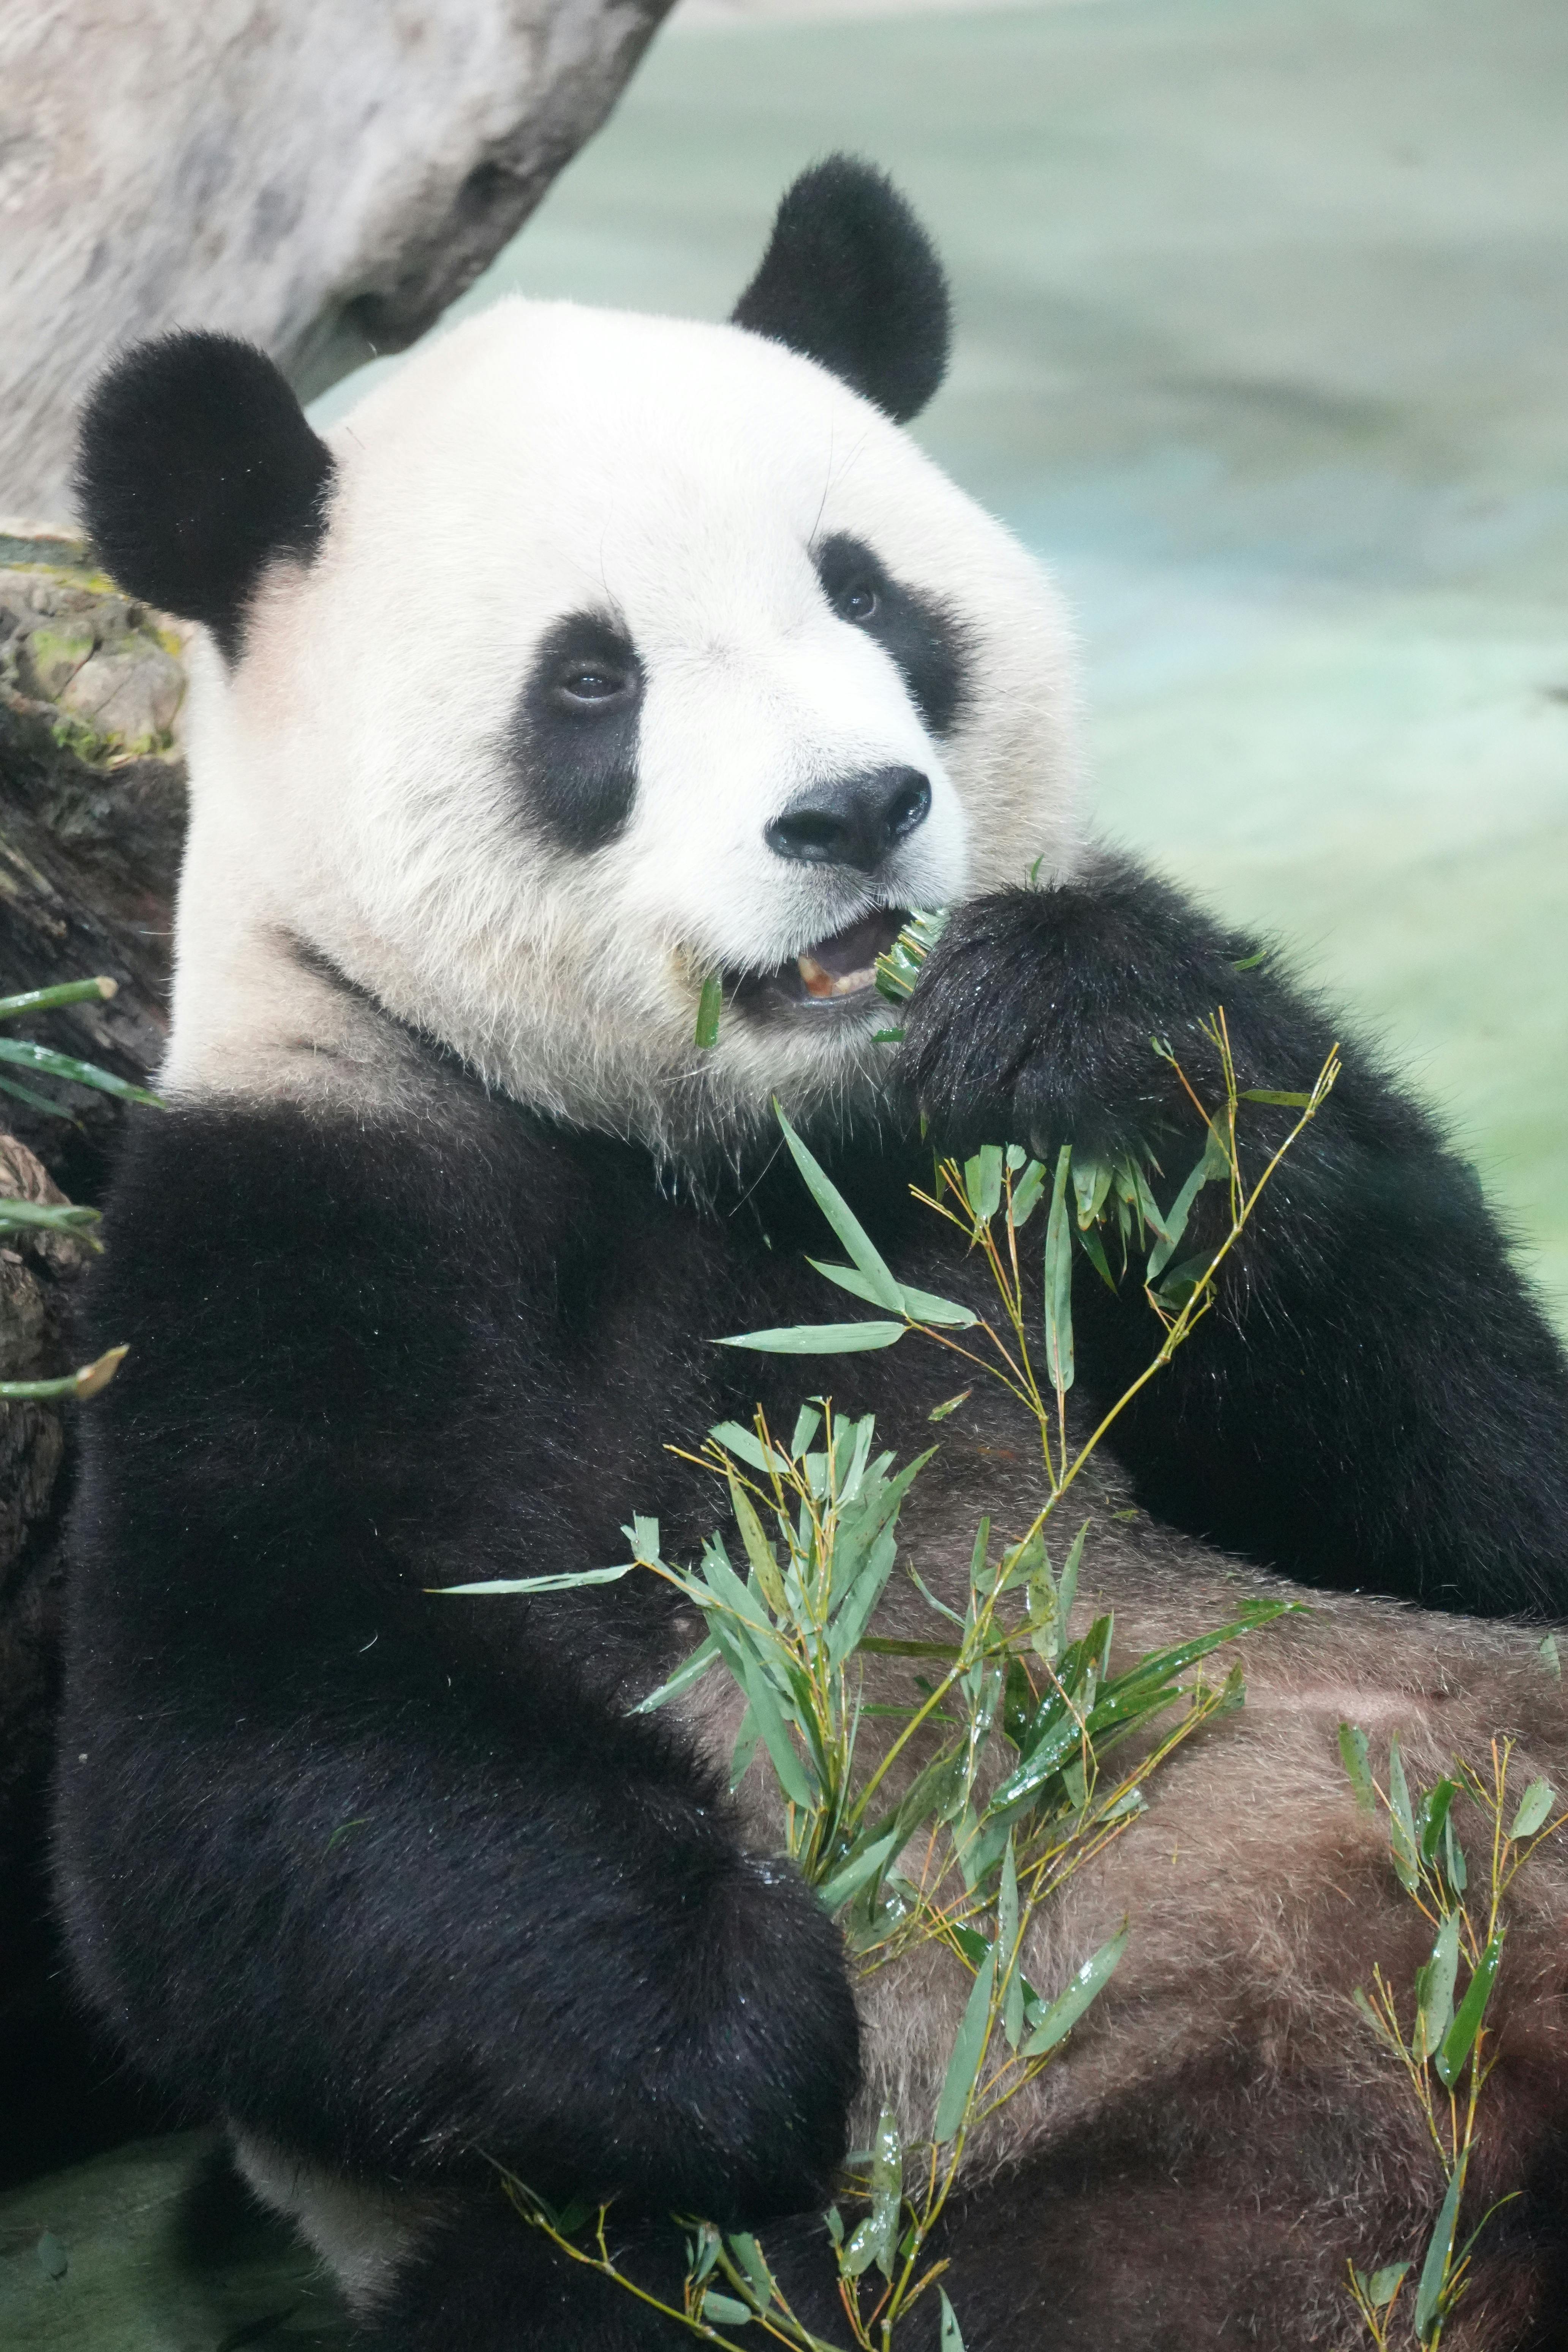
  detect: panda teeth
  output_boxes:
[796,953,876,1000]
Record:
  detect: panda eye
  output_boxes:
[557,664,631,707]
[838,582,879,623]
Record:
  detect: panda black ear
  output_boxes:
[731,156,950,425]
[74,332,336,659]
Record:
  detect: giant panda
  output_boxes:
[55,159,1568,2350]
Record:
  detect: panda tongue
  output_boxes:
[796,911,898,1000]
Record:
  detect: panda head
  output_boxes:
[77,158,1081,1154]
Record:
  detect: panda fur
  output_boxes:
[56,160,1568,2349]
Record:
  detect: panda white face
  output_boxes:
[79,166,1083,1153]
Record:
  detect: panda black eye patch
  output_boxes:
[509,613,644,855]
[814,533,970,737]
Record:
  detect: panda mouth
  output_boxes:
[729,908,909,1018]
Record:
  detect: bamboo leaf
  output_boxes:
[0,1037,163,1105]
[1125,1158,1171,1241]
[1443,1812,1468,1895]
[1539,1633,1561,1681]
[867,2104,902,2280]
[839,2216,882,2279]
[1414,1911,1460,2062]
[1418,1778,1458,1865]
[1435,1933,1504,2089]
[1071,1153,1113,1230]
[1238,1087,1313,1106]
[0,1198,100,1233]
[0,1073,73,1118]
[1339,1722,1377,1813]
[1077,1218,1118,1291]
[938,2289,965,2352]
[726,1474,787,1613]
[1150,1252,1213,1312]
[717,1321,906,1354]
[817,1829,900,1915]
[1146,1124,1228,1281]
[1057,1519,1087,1637]
[1043,1146,1074,1394]
[790,1404,823,1456]
[729,1704,761,1791]
[1509,1778,1554,1841]
[1009,1159,1047,1229]
[999,1836,1024,2049]
[435,1564,638,1595]
[986,1704,1083,1817]
[631,1634,720,1715]
[728,2235,775,2309]
[964,1145,1004,1226]
[896,1284,978,1329]
[698,1533,768,1627]
[700,2292,753,2326]
[709,1421,792,1475]
[1366,2264,1409,2310]
[775,1107,903,1310]
[1388,1736,1420,1892]
[1413,2163,1464,2341]
[735,1649,814,1810]
[807,1259,975,1327]
[827,1534,899,1669]
[873,908,947,1003]
[1019,1924,1128,2057]
[694,972,723,1048]
[934,1941,996,2142]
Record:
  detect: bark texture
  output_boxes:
[0,1133,149,2189]
[0,0,673,518]
[0,526,183,2182]
[0,525,184,1201]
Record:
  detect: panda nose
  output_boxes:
[765,767,932,872]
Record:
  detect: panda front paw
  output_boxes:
[646,1849,860,2228]
[900,866,1247,1162]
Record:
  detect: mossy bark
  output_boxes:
[0,524,183,1203]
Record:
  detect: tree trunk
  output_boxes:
[0,523,184,1201]
[0,525,186,2181]
[0,0,673,518]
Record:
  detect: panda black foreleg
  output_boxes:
[55,1639,858,2227]
[359,2201,847,2352]
[899,864,1568,1614]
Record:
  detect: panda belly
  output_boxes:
[677,1458,1568,2203]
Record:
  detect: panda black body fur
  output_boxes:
[58,162,1568,2347]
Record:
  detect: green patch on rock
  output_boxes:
[1,536,186,771]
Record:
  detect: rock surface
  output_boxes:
[0,0,673,517]
[0,2134,351,2350]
